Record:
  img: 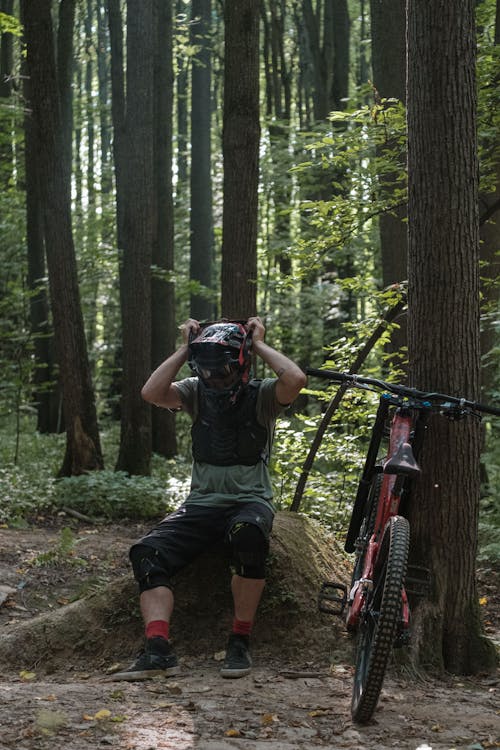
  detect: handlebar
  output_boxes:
[306,367,500,417]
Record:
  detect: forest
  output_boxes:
[1,0,500,694]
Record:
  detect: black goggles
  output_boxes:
[193,361,238,381]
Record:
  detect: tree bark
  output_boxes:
[221,0,260,318]
[190,0,214,321]
[151,0,177,458]
[407,0,496,672]
[22,0,103,475]
[115,0,155,475]
[370,0,408,364]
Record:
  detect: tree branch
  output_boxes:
[290,292,406,513]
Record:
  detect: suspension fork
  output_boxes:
[345,397,391,553]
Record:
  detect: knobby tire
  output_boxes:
[351,515,410,724]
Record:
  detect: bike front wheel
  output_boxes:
[351,514,410,724]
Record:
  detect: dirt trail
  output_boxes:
[0,522,498,750]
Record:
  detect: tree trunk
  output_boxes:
[23,68,62,435]
[57,0,75,192]
[190,0,214,321]
[407,0,496,672]
[176,0,189,186]
[151,0,177,458]
[221,0,260,318]
[331,0,350,110]
[115,0,155,475]
[370,0,407,364]
[22,0,103,475]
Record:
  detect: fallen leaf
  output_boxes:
[261,713,279,725]
[479,596,488,606]
[213,650,225,662]
[308,708,330,717]
[19,670,36,681]
[94,709,112,720]
[110,715,128,723]
[225,729,241,737]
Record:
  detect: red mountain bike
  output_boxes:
[307,368,500,724]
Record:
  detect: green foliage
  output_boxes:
[53,470,183,521]
[0,11,22,36]
[290,98,407,276]
[477,0,500,195]
[479,422,500,562]
[0,416,192,524]
[30,526,87,568]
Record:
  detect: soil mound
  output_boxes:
[0,511,351,673]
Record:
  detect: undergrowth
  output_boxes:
[1,409,499,563]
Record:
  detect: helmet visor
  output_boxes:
[193,360,237,381]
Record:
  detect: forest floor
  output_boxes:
[0,516,498,750]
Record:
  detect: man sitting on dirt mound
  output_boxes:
[113,316,306,681]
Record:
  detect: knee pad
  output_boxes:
[129,544,173,593]
[228,522,269,579]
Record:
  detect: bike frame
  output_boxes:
[346,396,419,630]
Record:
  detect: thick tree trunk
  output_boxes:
[22,43,61,434]
[407,0,496,672]
[22,0,103,475]
[115,0,155,475]
[57,0,75,191]
[190,0,214,321]
[151,0,177,458]
[221,0,260,318]
[370,0,408,364]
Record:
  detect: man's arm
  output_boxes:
[141,318,200,409]
[247,316,307,405]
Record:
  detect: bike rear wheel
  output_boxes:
[351,514,410,723]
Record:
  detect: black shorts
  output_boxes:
[130,501,274,579]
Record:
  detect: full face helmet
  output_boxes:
[188,322,251,405]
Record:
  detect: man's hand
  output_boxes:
[246,315,306,405]
[179,318,200,346]
[246,316,265,346]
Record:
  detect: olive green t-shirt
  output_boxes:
[173,377,284,509]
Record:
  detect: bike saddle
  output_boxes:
[383,442,421,477]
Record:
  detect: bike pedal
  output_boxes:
[405,565,431,597]
[318,581,348,616]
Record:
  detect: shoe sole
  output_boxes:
[110,665,180,681]
[220,666,252,678]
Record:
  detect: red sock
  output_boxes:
[146,620,169,641]
[232,618,252,636]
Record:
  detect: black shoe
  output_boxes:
[111,637,180,681]
[220,634,252,678]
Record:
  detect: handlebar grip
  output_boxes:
[306,367,349,382]
[473,400,500,417]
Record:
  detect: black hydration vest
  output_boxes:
[191,379,269,466]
